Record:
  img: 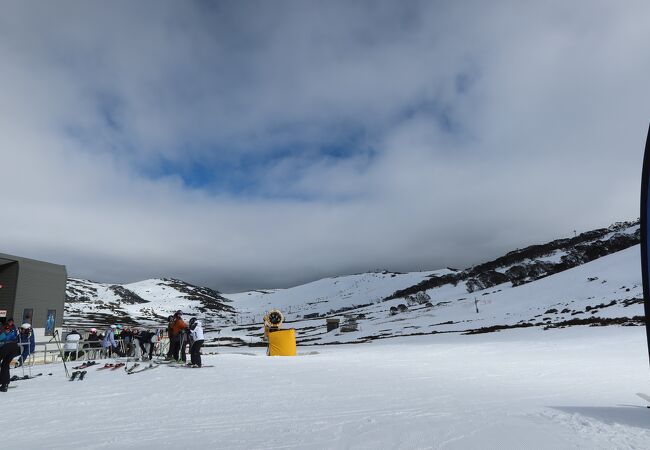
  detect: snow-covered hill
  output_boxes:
[220,220,642,345]
[64,220,643,345]
[65,278,236,329]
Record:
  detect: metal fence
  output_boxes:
[15,334,170,368]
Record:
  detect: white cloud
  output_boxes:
[1,0,648,292]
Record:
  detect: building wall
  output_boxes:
[0,260,19,319]
[0,253,67,342]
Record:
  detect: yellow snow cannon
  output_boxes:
[263,309,296,356]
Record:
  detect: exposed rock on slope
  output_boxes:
[386,221,639,300]
[65,277,236,329]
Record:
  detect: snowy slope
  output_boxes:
[65,277,236,329]
[11,326,650,449]
[64,220,642,345]
[226,269,444,321]
[218,244,642,345]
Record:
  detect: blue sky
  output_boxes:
[1,0,649,291]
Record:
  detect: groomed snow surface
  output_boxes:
[10,326,650,449]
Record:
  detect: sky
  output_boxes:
[2,0,650,293]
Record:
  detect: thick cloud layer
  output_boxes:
[1,1,648,292]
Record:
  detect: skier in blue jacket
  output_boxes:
[0,321,21,392]
[102,325,124,357]
[16,323,35,367]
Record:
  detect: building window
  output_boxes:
[22,308,33,325]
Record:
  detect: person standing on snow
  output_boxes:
[16,323,35,367]
[0,322,20,392]
[87,328,102,349]
[64,329,83,361]
[188,318,204,368]
[165,316,174,359]
[136,329,157,360]
[4,319,16,333]
[169,311,187,361]
[86,328,102,358]
[121,327,135,356]
[102,325,124,357]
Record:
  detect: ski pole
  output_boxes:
[52,330,70,378]
[17,340,26,378]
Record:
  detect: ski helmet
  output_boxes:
[189,317,196,326]
[90,328,97,333]
[20,323,31,329]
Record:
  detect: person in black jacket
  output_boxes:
[87,328,101,348]
[136,330,157,360]
[0,323,20,392]
[121,328,135,356]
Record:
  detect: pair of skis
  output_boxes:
[10,373,42,381]
[69,370,87,381]
[126,363,159,375]
[72,361,97,370]
[168,364,213,368]
[95,363,125,370]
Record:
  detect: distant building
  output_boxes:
[0,252,67,340]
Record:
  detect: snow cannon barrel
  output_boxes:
[263,309,284,340]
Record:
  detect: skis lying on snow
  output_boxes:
[125,363,140,374]
[153,359,188,366]
[10,373,42,381]
[127,364,159,375]
[636,393,650,408]
[168,364,214,368]
[69,370,87,381]
[110,363,126,371]
[72,361,97,370]
[97,363,116,370]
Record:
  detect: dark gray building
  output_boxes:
[0,252,67,339]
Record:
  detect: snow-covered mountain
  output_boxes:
[65,278,236,329]
[64,220,643,345]
[222,220,642,345]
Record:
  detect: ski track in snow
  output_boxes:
[9,326,650,449]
